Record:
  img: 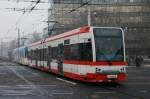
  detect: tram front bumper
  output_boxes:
[84,73,127,83]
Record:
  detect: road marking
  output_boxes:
[9,67,35,86]
[56,77,77,85]
[52,92,73,95]
[38,85,57,87]
[127,66,150,68]
[0,73,7,75]
[0,86,10,88]
[144,65,150,67]
[2,93,29,96]
[52,90,73,95]
[140,90,148,93]
[21,67,39,76]
[126,82,150,85]
[8,67,45,95]
[2,90,31,93]
[95,91,116,94]
[17,84,57,87]
[0,90,32,96]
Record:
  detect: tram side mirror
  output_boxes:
[83,38,91,43]
[88,39,91,42]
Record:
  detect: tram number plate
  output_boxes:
[107,75,117,78]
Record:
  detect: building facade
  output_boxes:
[48,0,150,55]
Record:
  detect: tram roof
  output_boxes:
[29,26,90,47]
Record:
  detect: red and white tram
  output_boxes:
[14,26,127,83]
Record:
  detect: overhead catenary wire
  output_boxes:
[5,0,90,37]
[5,1,34,37]
[43,0,91,22]
[0,0,47,3]
[4,0,91,40]
[30,0,41,12]
[4,0,44,38]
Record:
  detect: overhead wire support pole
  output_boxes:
[1,39,3,57]
[87,1,91,26]
[18,28,20,48]
[17,28,20,60]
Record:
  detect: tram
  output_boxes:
[12,26,127,83]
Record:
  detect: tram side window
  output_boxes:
[51,47,58,60]
[70,44,80,60]
[64,44,80,60]
[37,49,40,60]
[64,45,71,60]
[43,48,48,61]
[79,43,93,61]
[25,48,28,58]
[34,50,38,60]
[30,50,32,60]
[48,47,52,59]
[33,50,35,60]
[30,50,33,59]
[64,43,93,61]
[27,50,31,59]
[41,49,44,61]
[38,49,42,61]
[34,49,37,60]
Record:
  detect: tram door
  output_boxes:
[47,46,52,71]
[58,44,64,75]
[39,49,42,68]
[35,48,38,67]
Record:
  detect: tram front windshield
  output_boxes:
[93,28,124,62]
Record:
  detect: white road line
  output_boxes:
[127,66,150,68]
[17,85,57,87]
[52,92,73,95]
[0,73,7,75]
[2,93,29,96]
[21,67,39,76]
[126,82,150,85]
[95,91,116,94]
[52,90,73,95]
[0,86,10,88]
[8,67,44,95]
[9,67,35,86]
[56,77,77,85]
[38,85,57,87]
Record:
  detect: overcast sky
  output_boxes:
[0,1,49,41]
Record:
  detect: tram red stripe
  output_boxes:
[64,72,126,82]
[64,60,127,66]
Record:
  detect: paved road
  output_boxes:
[0,61,150,99]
